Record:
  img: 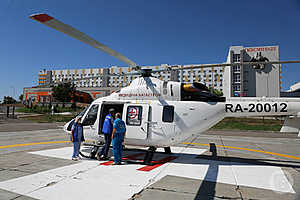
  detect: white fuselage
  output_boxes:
[64,97,300,147]
[65,99,225,147]
[64,77,300,148]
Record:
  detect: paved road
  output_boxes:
[0,123,299,199]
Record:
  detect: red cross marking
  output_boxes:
[128,107,138,119]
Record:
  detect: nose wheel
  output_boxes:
[164,147,171,154]
[143,146,157,165]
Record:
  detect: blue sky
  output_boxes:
[1,0,300,101]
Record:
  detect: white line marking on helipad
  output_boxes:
[0,146,295,200]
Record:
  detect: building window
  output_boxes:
[233,54,241,62]
[162,105,174,123]
[233,65,241,72]
[233,84,241,91]
[233,74,241,83]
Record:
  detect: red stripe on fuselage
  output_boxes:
[30,14,54,23]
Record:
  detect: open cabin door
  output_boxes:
[123,104,150,140]
[81,104,101,141]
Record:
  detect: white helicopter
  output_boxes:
[31,13,300,163]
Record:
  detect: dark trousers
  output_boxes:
[98,133,112,158]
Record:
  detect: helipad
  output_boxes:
[0,127,299,199]
[0,145,296,200]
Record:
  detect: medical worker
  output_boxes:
[111,113,126,165]
[97,108,115,160]
[71,116,85,161]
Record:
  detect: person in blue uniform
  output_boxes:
[97,108,115,160]
[111,113,126,165]
[71,116,85,161]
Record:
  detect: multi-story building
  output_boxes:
[39,64,224,91]
[223,45,280,97]
[38,69,52,86]
[24,45,281,103]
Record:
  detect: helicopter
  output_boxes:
[30,13,300,163]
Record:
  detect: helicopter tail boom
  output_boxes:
[225,97,300,117]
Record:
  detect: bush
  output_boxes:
[71,102,77,110]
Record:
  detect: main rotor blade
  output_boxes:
[172,60,300,70]
[30,13,137,67]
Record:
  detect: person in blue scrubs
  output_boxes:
[111,113,126,165]
[97,108,115,160]
[71,116,85,161]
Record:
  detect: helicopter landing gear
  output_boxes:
[90,146,99,159]
[164,147,171,154]
[143,146,156,165]
[79,144,101,159]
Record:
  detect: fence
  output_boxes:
[0,105,16,119]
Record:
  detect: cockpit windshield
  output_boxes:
[76,106,89,117]
[181,83,226,102]
[66,106,89,131]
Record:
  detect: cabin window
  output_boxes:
[82,104,99,126]
[162,105,174,123]
[126,106,143,126]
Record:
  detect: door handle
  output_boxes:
[140,127,146,133]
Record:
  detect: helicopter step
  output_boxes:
[80,142,105,159]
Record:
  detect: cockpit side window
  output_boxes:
[67,106,89,131]
[77,106,88,117]
[82,104,99,126]
[162,105,174,123]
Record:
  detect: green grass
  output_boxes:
[16,106,81,114]
[211,117,283,131]
[22,114,74,123]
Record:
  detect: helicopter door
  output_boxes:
[160,105,175,136]
[81,104,100,141]
[150,105,175,141]
[123,104,150,140]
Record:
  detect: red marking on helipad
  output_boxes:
[100,153,177,171]
[137,156,177,172]
[100,153,144,166]
[100,161,114,166]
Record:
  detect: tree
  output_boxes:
[19,94,24,102]
[3,96,17,104]
[52,83,76,106]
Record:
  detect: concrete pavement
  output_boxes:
[0,122,299,199]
